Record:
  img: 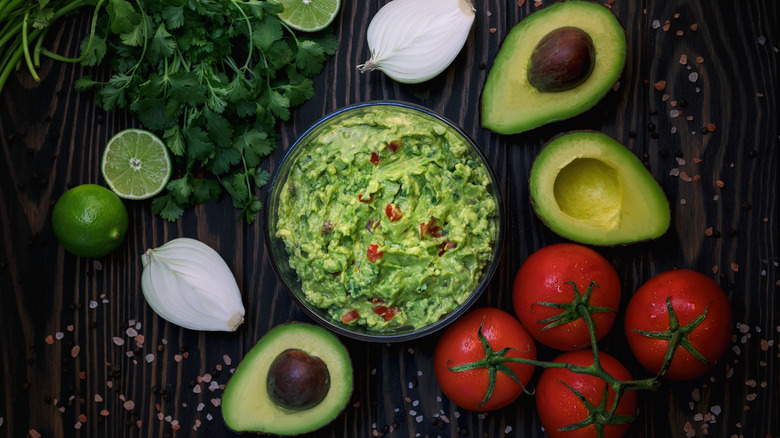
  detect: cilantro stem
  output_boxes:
[228,0,255,71]
[21,12,40,82]
[39,0,106,64]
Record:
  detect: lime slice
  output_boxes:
[277,0,341,32]
[101,128,172,200]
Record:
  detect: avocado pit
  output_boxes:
[267,348,331,410]
[528,26,595,92]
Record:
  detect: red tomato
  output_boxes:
[434,308,536,412]
[536,350,637,438]
[384,203,403,222]
[624,269,732,380]
[513,243,621,351]
[366,243,384,263]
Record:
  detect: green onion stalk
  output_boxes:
[0,0,104,94]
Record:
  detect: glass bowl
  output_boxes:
[264,101,504,342]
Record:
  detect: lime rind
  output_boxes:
[278,0,341,32]
[101,128,172,200]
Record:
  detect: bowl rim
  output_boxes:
[263,100,505,342]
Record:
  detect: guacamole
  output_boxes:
[276,107,498,331]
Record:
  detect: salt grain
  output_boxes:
[197,402,205,412]
[757,36,767,45]
[415,415,424,423]
[505,426,513,433]
[89,300,98,309]
[126,327,138,337]
[689,72,699,82]
[223,354,232,366]
[124,400,135,411]
[71,345,80,358]
[145,354,155,363]
[113,337,125,346]
[652,19,661,29]
[29,430,42,438]
[55,332,64,340]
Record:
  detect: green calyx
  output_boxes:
[557,383,636,434]
[535,280,615,333]
[447,318,532,409]
[632,296,714,376]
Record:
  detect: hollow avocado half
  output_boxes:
[529,131,670,246]
[481,1,627,134]
[221,322,353,435]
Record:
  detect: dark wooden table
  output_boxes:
[1,1,777,437]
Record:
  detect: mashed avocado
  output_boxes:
[276,107,498,331]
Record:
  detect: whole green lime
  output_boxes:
[52,184,129,258]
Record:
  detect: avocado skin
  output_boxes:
[481,1,627,134]
[221,322,353,435]
[529,131,671,246]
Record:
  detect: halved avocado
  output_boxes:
[222,322,353,435]
[481,1,626,134]
[529,131,670,246]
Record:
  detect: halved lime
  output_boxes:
[277,0,341,32]
[101,128,172,200]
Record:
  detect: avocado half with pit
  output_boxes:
[221,322,353,435]
[481,1,627,134]
[529,131,670,246]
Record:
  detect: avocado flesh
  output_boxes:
[221,323,353,435]
[481,1,626,134]
[529,131,670,246]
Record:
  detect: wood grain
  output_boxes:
[1,1,776,437]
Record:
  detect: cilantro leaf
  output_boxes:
[151,192,185,222]
[295,40,327,77]
[107,0,142,34]
[151,23,176,59]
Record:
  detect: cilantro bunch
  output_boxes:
[75,0,338,222]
